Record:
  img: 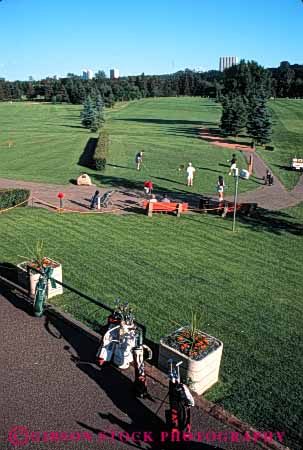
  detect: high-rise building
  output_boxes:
[82,69,94,80]
[110,68,120,79]
[219,57,238,72]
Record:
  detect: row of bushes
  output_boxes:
[0,188,30,209]
[93,129,109,171]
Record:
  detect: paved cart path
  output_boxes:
[0,147,302,213]
[0,288,271,450]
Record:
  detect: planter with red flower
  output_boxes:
[17,240,63,299]
[158,317,223,395]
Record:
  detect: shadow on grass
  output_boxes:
[115,118,217,127]
[236,208,303,236]
[273,164,296,172]
[78,137,98,169]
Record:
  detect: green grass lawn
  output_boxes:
[1,97,302,193]
[260,99,303,190]
[0,206,302,449]
[0,98,255,194]
[103,97,256,195]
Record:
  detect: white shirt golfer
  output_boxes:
[186,163,196,186]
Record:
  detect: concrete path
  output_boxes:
[0,287,272,450]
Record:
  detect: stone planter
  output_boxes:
[158,328,223,395]
[17,259,63,299]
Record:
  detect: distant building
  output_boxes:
[82,69,94,80]
[28,76,34,82]
[110,68,120,79]
[219,57,238,72]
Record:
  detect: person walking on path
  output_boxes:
[186,162,196,187]
[216,175,225,202]
[264,170,274,186]
[135,151,144,171]
[228,154,237,176]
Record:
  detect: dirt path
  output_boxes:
[199,129,255,152]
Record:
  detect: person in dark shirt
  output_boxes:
[135,151,144,170]
[90,190,99,209]
[264,170,274,186]
[228,154,237,176]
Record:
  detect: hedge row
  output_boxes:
[0,188,30,209]
[93,129,109,171]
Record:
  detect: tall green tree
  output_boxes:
[93,93,105,130]
[81,96,96,129]
[231,96,248,136]
[246,94,272,145]
[220,96,235,136]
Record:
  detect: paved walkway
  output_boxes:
[223,151,303,210]
[0,146,303,213]
[0,178,141,214]
[0,287,271,450]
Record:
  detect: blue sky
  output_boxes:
[0,0,302,80]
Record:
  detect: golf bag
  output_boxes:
[132,329,152,398]
[96,301,123,365]
[166,360,195,433]
[33,266,56,317]
[96,300,137,369]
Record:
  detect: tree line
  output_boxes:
[0,70,224,105]
[0,60,303,105]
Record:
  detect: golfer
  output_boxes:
[228,154,237,176]
[135,151,144,170]
[216,176,225,202]
[186,162,196,187]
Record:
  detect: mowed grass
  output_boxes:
[1,206,302,449]
[0,102,95,184]
[0,98,255,194]
[261,99,303,190]
[104,97,256,194]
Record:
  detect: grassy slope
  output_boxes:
[0,102,93,184]
[1,206,302,449]
[103,97,255,194]
[0,99,254,194]
[260,99,303,190]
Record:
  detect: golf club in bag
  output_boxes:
[96,299,137,369]
[166,359,195,433]
[132,328,152,398]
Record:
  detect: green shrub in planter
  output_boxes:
[0,188,30,209]
[93,129,109,171]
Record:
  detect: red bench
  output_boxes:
[142,201,189,217]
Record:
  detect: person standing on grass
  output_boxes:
[135,151,144,170]
[228,153,237,176]
[186,162,196,187]
[216,176,225,202]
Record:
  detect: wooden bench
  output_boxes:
[142,201,189,217]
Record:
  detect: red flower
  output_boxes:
[57,192,64,199]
